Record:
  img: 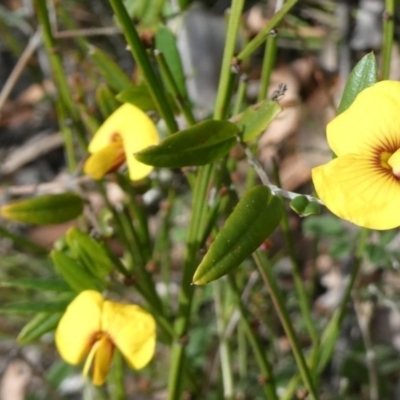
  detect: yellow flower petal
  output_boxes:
[327,81,400,157]
[101,301,156,370]
[55,291,103,365]
[312,154,400,230]
[88,103,159,181]
[83,141,125,180]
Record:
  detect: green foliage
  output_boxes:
[193,186,282,284]
[1,2,397,400]
[136,120,239,167]
[0,193,84,225]
[338,53,377,114]
[237,99,282,142]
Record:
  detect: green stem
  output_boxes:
[257,33,277,102]
[228,275,279,400]
[280,208,319,347]
[233,74,248,115]
[316,228,368,373]
[213,280,234,399]
[214,0,245,120]
[168,0,246,396]
[167,164,215,399]
[282,229,369,400]
[108,0,178,134]
[381,0,395,80]
[154,50,196,125]
[273,160,318,349]
[253,251,319,400]
[237,0,298,61]
[34,0,87,169]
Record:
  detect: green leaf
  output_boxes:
[0,278,70,292]
[193,186,282,285]
[0,297,73,314]
[0,193,84,225]
[155,25,188,98]
[66,228,113,279]
[123,0,165,29]
[18,312,62,344]
[96,84,119,119]
[116,84,179,114]
[51,250,105,292]
[89,46,133,92]
[338,53,377,114]
[116,85,157,111]
[136,120,239,168]
[237,100,282,142]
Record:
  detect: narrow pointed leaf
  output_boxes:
[0,278,70,292]
[237,100,282,142]
[51,250,105,292]
[89,46,133,92]
[136,120,239,168]
[0,193,84,225]
[0,297,73,314]
[18,312,62,344]
[193,186,282,285]
[155,25,187,98]
[338,53,377,114]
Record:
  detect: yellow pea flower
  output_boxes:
[55,290,156,386]
[312,80,400,230]
[84,103,159,181]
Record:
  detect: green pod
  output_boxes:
[290,196,321,217]
[0,193,84,225]
[237,100,281,142]
[338,53,377,114]
[18,312,62,345]
[135,120,238,168]
[290,195,309,215]
[193,186,282,285]
[51,250,105,292]
[89,46,133,92]
[66,228,113,279]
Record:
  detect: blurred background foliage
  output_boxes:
[1,0,400,399]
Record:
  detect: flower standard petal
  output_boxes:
[120,108,159,181]
[87,103,159,181]
[101,301,156,369]
[312,154,400,230]
[327,81,400,157]
[55,291,103,365]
